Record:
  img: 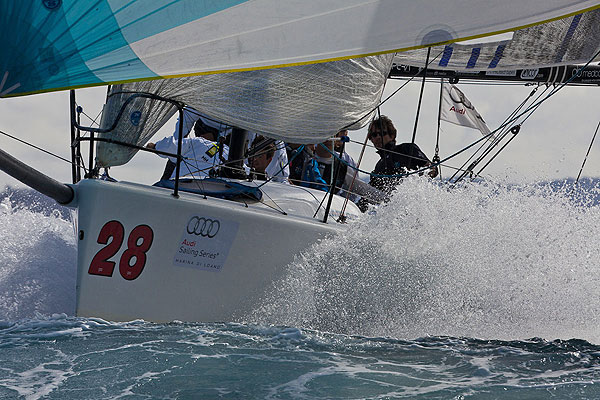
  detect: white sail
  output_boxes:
[97,55,393,166]
[394,9,600,71]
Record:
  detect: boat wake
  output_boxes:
[250,177,600,342]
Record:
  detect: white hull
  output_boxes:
[74,179,357,322]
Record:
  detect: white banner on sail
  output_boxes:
[440,83,491,136]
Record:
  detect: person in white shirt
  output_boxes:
[246,132,290,184]
[147,117,229,179]
[333,130,360,202]
[153,107,233,180]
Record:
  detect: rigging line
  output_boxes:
[315,141,431,180]
[474,125,522,178]
[411,47,431,145]
[448,85,542,182]
[244,181,287,215]
[312,162,335,218]
[289,183,323,206]
[490,86,545,141]
[510,86,549,126]
[313,142,345,220]
[340,131,370,218]
[351,133,494,179]
[177,159,250,203]
[346,133,494,182]
[324,140,483,179]
[181,174,210,201]
[574,120,600,187]
[450,50,600,182]
[434,78,443,179]
[346,137,443,162]
[255,145,304,189]
[75,104,103,128]
[340,49,444,131]
[202,140,289,175]
[171,160,281,213]
[247,138,276,157]
[347,137,433,165]
[179,158,250,176]
[0,128,75,166]
[451,130,510,183]
[312,186,333,219]
[228,183,252,210]
[369,109,539,180]
[260,141,290,180]
[178,160,220,178]
[406,129,502,180]
[473,86,552,179]
[452,87,547,183]
[76,152,88,175]
[237,166,325,211]
[486,85,547,139]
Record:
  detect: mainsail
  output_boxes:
[394,9,600,70]
[1,1,599,97]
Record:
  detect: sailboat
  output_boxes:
[1,1,600,323]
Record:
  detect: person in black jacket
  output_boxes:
[367,115,437,194]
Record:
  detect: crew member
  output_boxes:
[367,115,437,194]
[147,118,229,179]
[248,136,276,181]
[286,143,328,191]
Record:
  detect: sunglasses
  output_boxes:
[368,130,388,139]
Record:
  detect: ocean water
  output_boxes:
[1,179,600,399]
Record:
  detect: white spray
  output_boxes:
[251,177,600,342]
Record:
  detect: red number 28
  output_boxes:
[88,221,154,280]
[119,225,153,280]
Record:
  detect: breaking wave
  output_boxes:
[0,189,76,320]
[251,177,600,342]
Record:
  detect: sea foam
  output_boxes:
[251,177,600,342]
[0,193,76,320]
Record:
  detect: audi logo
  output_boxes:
[186,216,220,238]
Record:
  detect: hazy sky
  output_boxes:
[1,78,600,190]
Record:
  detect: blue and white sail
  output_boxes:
[2,0,600,97]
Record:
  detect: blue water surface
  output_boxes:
[1,316,599,399]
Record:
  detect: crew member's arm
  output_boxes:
[147,136,192,163]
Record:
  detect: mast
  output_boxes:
[223,127,248,179]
